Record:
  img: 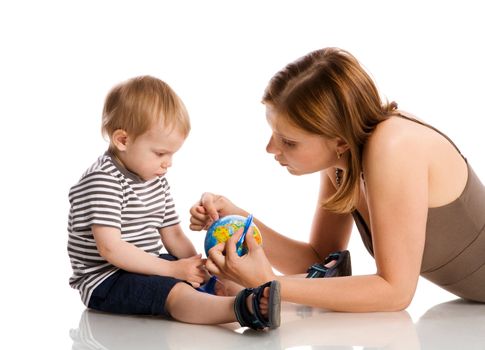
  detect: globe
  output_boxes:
[204,214,262,256]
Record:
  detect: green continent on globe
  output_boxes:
[204,214,262,256]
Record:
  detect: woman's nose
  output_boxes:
[266,136,278,154]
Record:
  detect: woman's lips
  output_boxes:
[276,158,288,166]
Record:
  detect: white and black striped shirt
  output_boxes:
[67,152,180,305]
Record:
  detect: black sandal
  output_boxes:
[234,280,281,330]
[306,250,352,278]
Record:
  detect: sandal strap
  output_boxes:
[234,288,267,330]
[306,250,352,278]
[251,281,273,327]
[234,281,279,330]
[306,263,329,278]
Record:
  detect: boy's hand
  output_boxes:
[172,254,206,288]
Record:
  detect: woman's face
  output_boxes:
[265,105,339,176]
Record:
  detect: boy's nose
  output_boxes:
[161,159,172,168]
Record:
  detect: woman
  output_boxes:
[190,47,485,312]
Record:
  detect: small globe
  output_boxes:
[204,214,262,256]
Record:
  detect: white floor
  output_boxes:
[17,278,478,350]
[67,297,485,350]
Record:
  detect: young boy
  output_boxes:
[67,76,280,330]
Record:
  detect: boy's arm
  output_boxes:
[93,224,205,286]
[159,223,198,259]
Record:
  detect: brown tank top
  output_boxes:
[352,115,485,302]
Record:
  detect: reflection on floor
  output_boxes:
[70,299,485,350]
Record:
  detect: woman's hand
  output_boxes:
[205,228,276,288]
[189,192,245,231]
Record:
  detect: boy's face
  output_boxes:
[118,122,186,181]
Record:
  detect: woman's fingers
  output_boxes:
[191,205,206,219]
[189,193,221,231]
[245,227,259,251]
[189,205,212,231]
[189,213,206,230]
[205,258,221,276]
[200,192,220,221]
[205,245,225,277]
[225,228,242,259]
[207,242,225,267]
[201,218,275,288]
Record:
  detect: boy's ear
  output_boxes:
[111,129,129,151]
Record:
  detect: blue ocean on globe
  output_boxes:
[204,214,262,256]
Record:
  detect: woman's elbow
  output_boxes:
[383,289,415,311]
[388,297,412,311]
[373,277,416,311]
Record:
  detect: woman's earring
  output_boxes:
[335,168,342,187]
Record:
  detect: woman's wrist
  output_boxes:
[217,196,246,217]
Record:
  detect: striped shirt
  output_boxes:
[67,152,180,305]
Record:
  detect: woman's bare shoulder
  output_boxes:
[364,112,467,207]
[365,114,430,160]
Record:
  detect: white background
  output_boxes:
[1,0,484,347]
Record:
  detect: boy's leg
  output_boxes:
[88,254,183,316]
[89,271,269,324]
[166,282,276,326]
[213,278,245,296]
[165,282,237,324]
[88,271,184,316]
[88,258,275,326]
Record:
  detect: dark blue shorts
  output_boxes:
[88,254,186,317]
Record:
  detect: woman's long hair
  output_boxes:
[263,48,398,213]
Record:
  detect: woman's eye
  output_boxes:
[282,139,296,147]
[155,152,165,157]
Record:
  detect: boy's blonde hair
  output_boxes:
[102,76,190,143]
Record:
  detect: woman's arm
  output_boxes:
[190,188,352,275]
[308,170,354,261]
[207,127,429,311]
[280,126,429,311]
[189,194,317,273]
[255,170,354,274]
